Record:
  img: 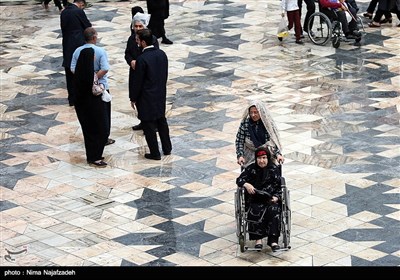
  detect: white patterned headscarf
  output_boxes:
[241,100,282,152]
[132,12,151,27]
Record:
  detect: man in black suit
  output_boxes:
[130,29,172,160]
[60,0,92,106]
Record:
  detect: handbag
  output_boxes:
[92,73,105,96]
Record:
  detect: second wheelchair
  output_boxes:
[307,0,364,48]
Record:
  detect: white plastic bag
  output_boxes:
[277,15,289,38]
[101,89,112,102]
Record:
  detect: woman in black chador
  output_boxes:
[73,47,108,167]
[236,146,282,251]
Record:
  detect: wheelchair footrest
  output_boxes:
[245,247,262,252]
[273,246,291,252]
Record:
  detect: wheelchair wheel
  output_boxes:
[331,21,341,49]
[332,35,340,48]
[280,178,291,249]
[308,12,332,46]
[234,190,242,237]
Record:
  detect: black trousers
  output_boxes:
[148,17,166,39]
[43,0,68,10]
[298,0,316,32]
[142,117,172,157]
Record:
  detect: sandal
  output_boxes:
[105,138,115,146]
[368,22,381,28]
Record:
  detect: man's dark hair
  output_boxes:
[84,27,97,42]
[74,0,87,3]
[136,29,153,46]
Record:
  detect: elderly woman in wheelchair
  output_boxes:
[320,0,362,39]
[236,146,283,252]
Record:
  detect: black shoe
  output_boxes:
[363,12,373,19]
[295,40,304,45]
[161,38,173,44]
[254,244,263,251]
[380,17,392,24]
[351,30,362,38]
[271,244,280,252]
[145,153,161,160]
[164,151,171,156]
[132,123,143,131]
[88,160,107,167]
[345,33,357,39]
[105,138,115,146]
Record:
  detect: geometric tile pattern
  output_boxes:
[0,0,399,267]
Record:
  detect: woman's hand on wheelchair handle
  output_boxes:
[237,156,245,166]
[277,154,284,165]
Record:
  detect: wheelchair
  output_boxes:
[307,1,364,48]
[234,176,291,253]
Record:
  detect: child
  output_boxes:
[281,0,304,44]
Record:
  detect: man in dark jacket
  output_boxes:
[130,29,172,160]
[60,0,92,106]
[146,0,173,44]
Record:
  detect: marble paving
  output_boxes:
[0,0,399,267]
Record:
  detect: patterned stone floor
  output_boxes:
[0,0,399,267]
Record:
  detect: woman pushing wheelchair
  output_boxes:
[236,147,282,252]
[235,100,284,169]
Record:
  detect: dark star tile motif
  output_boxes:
[117,185,222,260]
[0,200,19,212]
[137,158,227,187]
[0,162,33,190]
[333,183,399,216]
[360,31,392,47]
[182,51,242,69]
[120,259,138,266]
[31,55,63,72]
[335,216,400,257]
[113,220,218,260]
[143,259,176,266]
[363,173,397,183]
[3,92,67,112]
[126,187,223,219]
[86,7,120,22]
[0,153,14,161]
